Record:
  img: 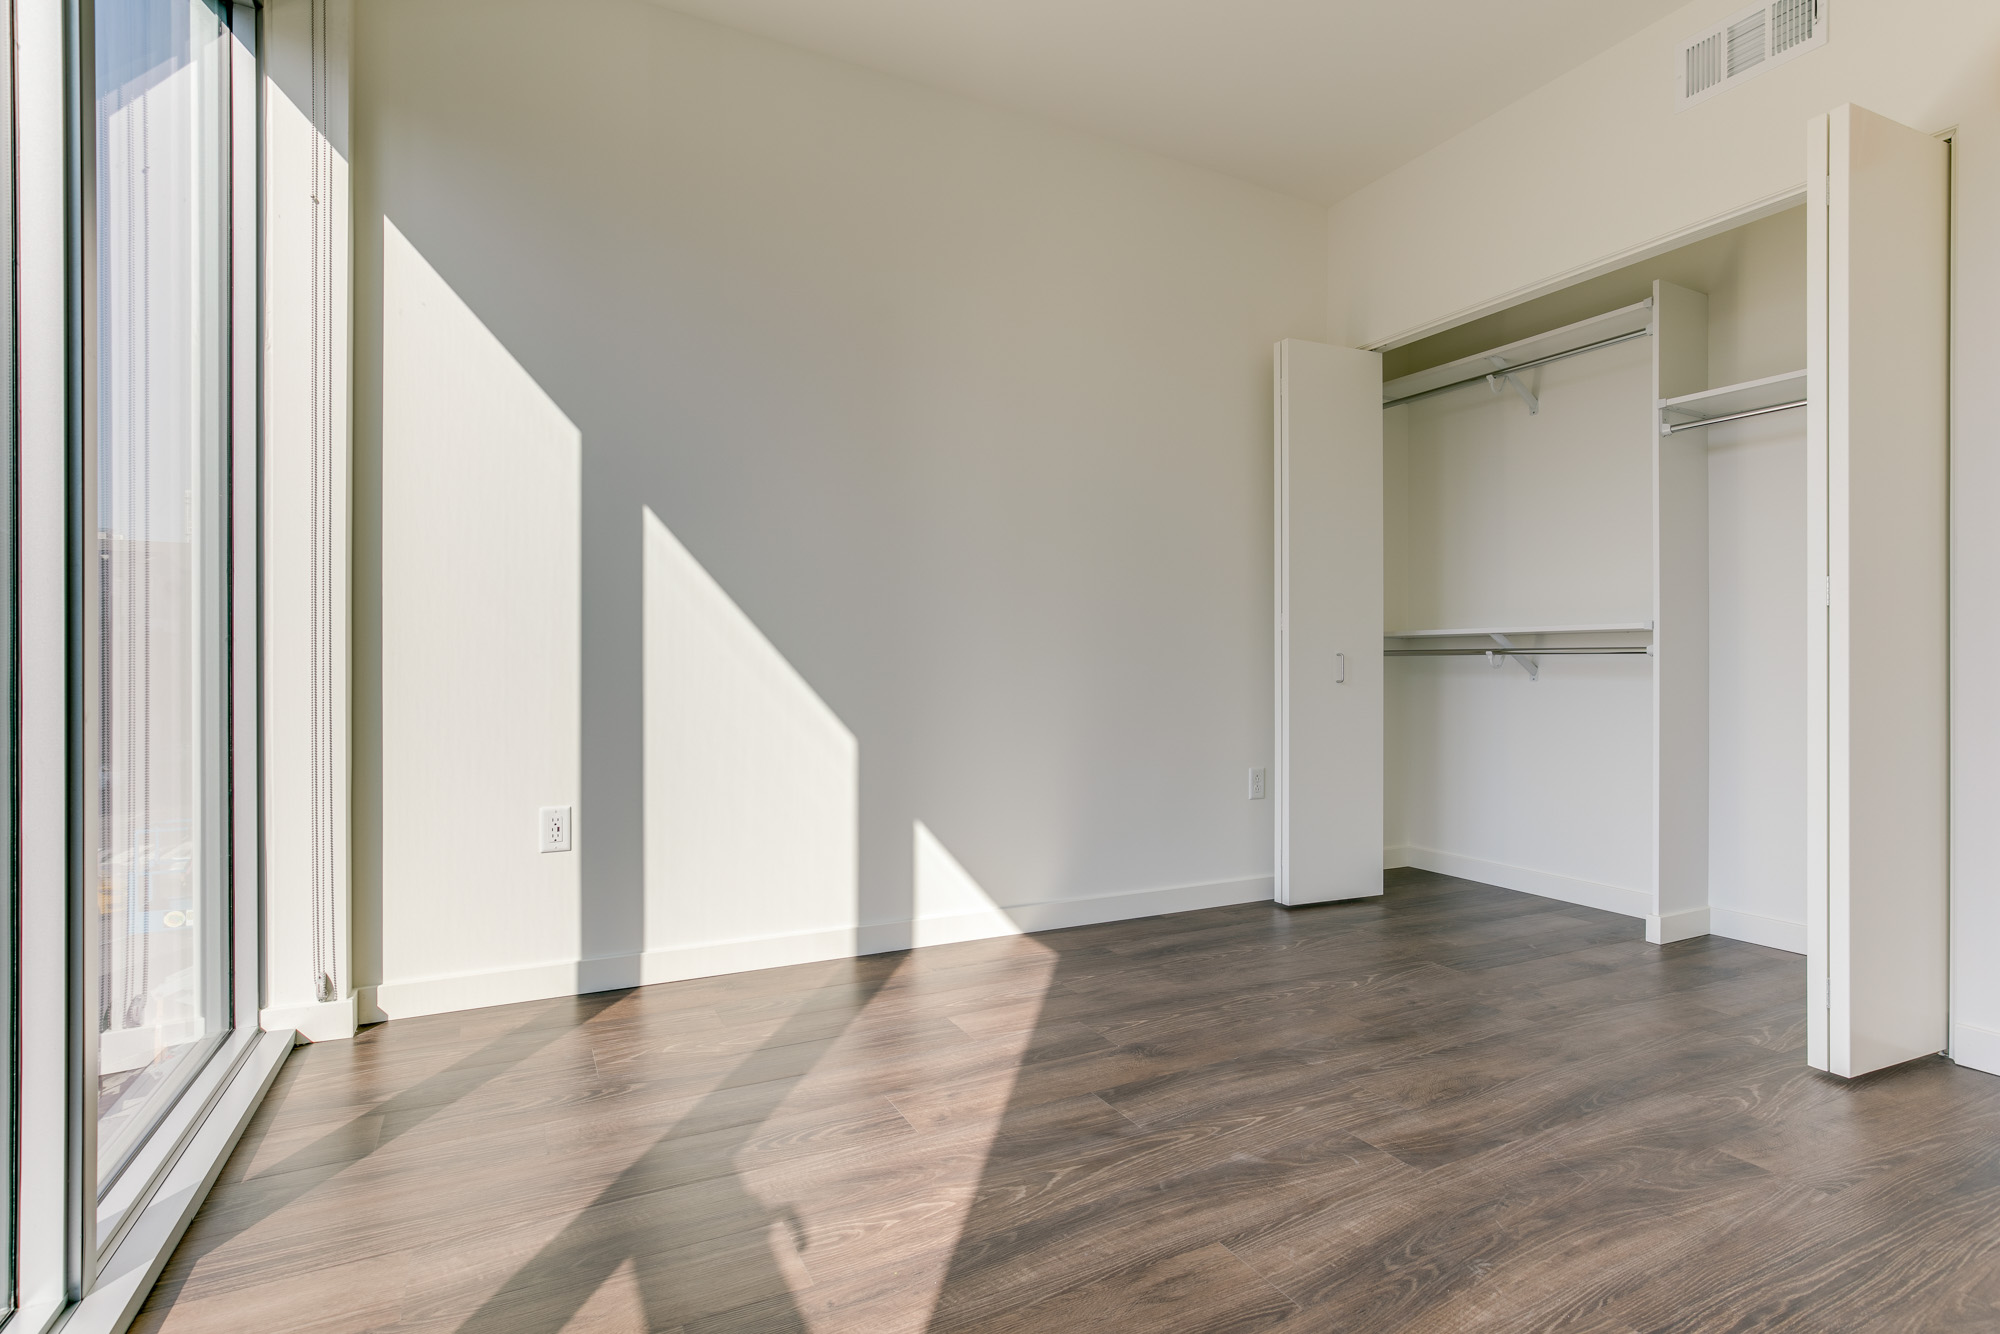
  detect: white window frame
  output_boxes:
[9,2,288,1330]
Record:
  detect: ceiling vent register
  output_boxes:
[1677,0,1826,110]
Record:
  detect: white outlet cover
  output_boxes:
[539,805,572,853]
[1249,768,1267,801]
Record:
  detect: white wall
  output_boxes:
[1390,343,1656,632]
[369,220,583,1015]
[1331,0,1999,1074]
[1328,0,1998,349]
[348,0,1326,1017]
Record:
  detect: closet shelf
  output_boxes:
[1382,300,1655,408]
[1384,622,1653,639]
[1658,370,1807,434]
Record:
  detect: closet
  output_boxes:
[1276,103,1947,1079]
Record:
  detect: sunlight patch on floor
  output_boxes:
[558,1257,644,1334]
[747,836,1057,1332]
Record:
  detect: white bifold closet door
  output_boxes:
[1274,340,1383,905]
[1807,105,1950,1077]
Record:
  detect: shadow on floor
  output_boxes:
[142,990,628,1318]
[142,874,2000,1332]
[446,962,899,1333]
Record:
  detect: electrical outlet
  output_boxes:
[539,805,572,853]
[1248,768,1267,801]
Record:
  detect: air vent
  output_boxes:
[1676,0,1826,110]
[1770,0,1819,54]
[1726,11,1767,77]
[1685,32,1723,99]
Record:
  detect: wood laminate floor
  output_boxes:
[138,871,2000,1332]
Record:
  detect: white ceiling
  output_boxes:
[655,0,1690,203]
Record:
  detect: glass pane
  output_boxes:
[92,0,232,1191]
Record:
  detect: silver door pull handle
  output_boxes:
[1335,652,1346,684]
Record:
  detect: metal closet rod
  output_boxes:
[1662,398,1806,435]
[1381,327,1653,410]
[1385,646,1652,657]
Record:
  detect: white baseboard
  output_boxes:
[1708,906,1806,954]
[1646,906,1710,944]
[1396,845,1649,920]
[1952,1023,2000,1078]
[1392,852,1800,954]
[355,874,1275,1024]
[260,993,358,1042]
[878,875,1275,951]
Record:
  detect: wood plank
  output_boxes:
[136,871,2000,1333]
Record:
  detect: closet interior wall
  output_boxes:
[1381,208,1810,951]
[1383,324,1656,918]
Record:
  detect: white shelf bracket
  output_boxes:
[1490,632,1537,680]
[1486,357,1538,415]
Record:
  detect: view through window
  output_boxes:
[90,0,234,1194]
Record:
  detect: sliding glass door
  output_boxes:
[0,0,15,1312]
[3,0,250,1319]
[83,0,235,1203]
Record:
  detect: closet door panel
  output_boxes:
[1275,340,1383,905]
[1809,105,1949,1078]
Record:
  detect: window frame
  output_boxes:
[12,0,264,1319]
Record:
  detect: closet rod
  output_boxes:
[1385,646,1652,656]
[1382,327,1652,410]
[1661,398,1806,435]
